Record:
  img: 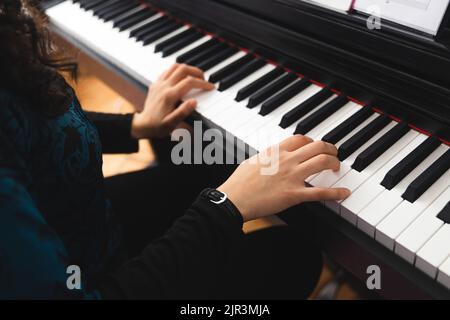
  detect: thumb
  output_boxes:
[163,99,197,130]
[301,187,351,202]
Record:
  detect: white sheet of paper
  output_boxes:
[301,0,354,12]
[355,0,450,35]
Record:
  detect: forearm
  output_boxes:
[99,194,244,299]
[87,112,139,154]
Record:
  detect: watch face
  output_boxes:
[208,190,227,204]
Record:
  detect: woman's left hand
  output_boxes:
[131,64,215,139]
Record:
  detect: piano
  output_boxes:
[42,0,450,299]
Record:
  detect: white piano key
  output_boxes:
[184,51,248,104]
[395,185,450,264]
[305,101,361,140]
[218,65,278,130]
[49,2,201,85]
[340,134,428,225]
[357,145,448,237]
[204,51,248,78]
[49,2,151,84]
[309,113,381,189]
[210,65,277,123]
[437,256,450,289]
[164,35,212,63]
[108,6,148,29]
[139,25,192,78]
[301,102,364,183]
[243,84,325,150]
[375,165,450,250]
[244,91,327,151]
[123,12,164,37]
[415,224,450,278]
[201,65,275,120]
[331,129,418,214]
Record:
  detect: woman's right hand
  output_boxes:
[218,135,351,222]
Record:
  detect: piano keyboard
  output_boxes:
[47,0,450,291]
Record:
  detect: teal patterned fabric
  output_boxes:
[0,89,122,299]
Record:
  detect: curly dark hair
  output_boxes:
[0,0,78,116]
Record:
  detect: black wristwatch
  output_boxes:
[200,188,244,226]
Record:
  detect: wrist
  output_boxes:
[217,185,252,222]
[131,113,154,140]
[131,114,142,139]
[201,188,244,225]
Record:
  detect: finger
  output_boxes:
[291,140,337,163]
[301,187,351,202]
[168,64,205,84]
[278,135,313,152]
[162,99,197,130]
[158,63,180,81]
[172,76,215,98]
[296,154,340,179]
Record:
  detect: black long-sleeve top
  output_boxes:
[86,112,138,154]
[0,89,244,299]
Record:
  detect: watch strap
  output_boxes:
[200,188,244,226]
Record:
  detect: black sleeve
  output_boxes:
[98,195,245,299]
[86,112,139,154]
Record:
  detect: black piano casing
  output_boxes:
[147,0,450,143]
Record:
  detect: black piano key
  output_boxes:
[115,9,155,31]
[83,0,107,11]
[110,6,145,24]
[295,95,348,135]
[351,122,409,172]
[259,78,310,116]
[437,202,450,224]
[131,17,170,39]
[279,88,333,128]
[235,67,284,102]
[155,28,197,53]
[321,106,373,145]
[337,114,390,161]
[402,148,450,203]
[381,136,440,190]
[176,38,218,63]
[218,59,266,91]
[184,41,228,66]
[195,46,238,71]
[247,73,297,109]
[96,1,130,19]
[92,0,121,15]
[141,23,181,46]
[161,32,204,58]
[80,0,113,11]
[209,54,255,83]
[102,2,139,22]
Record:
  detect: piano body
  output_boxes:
[43,0,450,299]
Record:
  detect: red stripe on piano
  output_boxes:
[348,96,367,106]
[389,115,402,122]
[331,88,343,95]
[310,79,327,88]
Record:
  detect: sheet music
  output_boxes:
[300,0,354,12]
[355,0,450,35]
